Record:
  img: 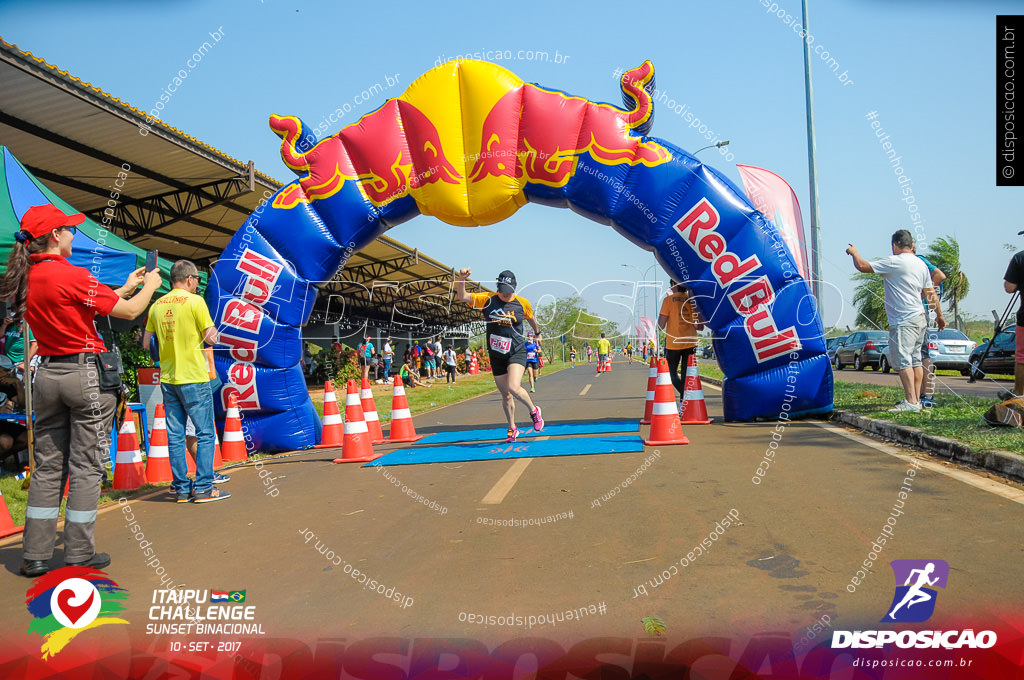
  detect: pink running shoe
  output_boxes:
[530,406,544,432]
[506,427,520,443]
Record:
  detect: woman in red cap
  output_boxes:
[455,267,544,442]
[0,204,162,577]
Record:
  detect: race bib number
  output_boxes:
[489,335,512,354]
[526,351,536,360]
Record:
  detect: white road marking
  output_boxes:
[480,436,550,504]
[579,384,592,396]
[814,421,1024,505]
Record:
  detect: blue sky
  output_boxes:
[0,0,1016,334]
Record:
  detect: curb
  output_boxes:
[831,409,1024,484]
[697,371,1024,485]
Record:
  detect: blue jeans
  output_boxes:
[384,358,392,378]
[163,382,216,494]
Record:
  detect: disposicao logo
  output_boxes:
[882,559,948,623]
[832,559,997,650]
[25,567,129,659]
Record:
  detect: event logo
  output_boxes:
[833,558,997,650]
[25,567,129,659]
[883,559,949,623]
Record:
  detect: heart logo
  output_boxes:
[56,588,95,626]
[49,578,101,629]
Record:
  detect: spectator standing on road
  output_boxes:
[596,333,611,370]
[4,205,161,576]
[658,281,705,410]
[914,249,946,408]
[847,230,945,413]
[145,260,228,503]
[1003,242,1024,398]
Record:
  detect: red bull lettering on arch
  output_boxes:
[205,59,831,451]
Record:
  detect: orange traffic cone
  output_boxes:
[386,375,423,443]
[469,355,479,375]
[679,354,712,425]
[644,358,689,446]
[113,417,147,490]
[360,378,385,444]
[212,430,224,470]
[640,356,657,425]
[606,356,612,372]
[332,380,379,463]
[0,489,24,539]
[221,393,247,462]
[145,404,173,484]
[187,430,224,473]
[315,381,343,449]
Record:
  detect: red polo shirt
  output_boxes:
[25,254,121,356]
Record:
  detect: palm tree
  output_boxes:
[851,272,887,331]
[925,236,969,331]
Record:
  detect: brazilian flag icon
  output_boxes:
[228,590,246,603]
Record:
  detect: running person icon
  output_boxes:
[888,562,940,619]
[456,268,544,442]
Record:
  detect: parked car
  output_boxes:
[965,327,1016,379]
[700,344,714,359]
[826,336,848,365]
[834,330,889,370]
[913,328,976,373]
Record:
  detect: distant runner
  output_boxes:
[569,345,577,367]
[524,332,540,393]
[456,268,544,442]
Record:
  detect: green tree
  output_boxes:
[925,236,969,331]
[533,295,620,357]
[851,272,887,331]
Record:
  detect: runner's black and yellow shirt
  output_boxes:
[469,293,534,356]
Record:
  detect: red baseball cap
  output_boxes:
[19,204,85,241]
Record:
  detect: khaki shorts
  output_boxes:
[889,315,927,371]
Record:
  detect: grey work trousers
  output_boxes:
[22,356,116,562]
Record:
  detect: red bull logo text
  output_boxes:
[218,248,285,410]
[672,198,801,362]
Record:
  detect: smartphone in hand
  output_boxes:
[145,249,158,272]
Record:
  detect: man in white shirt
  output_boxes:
[382,337,394,383]
[847,230,945,413]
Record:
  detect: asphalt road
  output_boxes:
[2,360,1023,671]
[828,365,1011,399]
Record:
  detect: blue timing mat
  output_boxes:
[415,420,639,445]
[365,436,645,467]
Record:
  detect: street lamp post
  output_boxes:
[692,140,730,156]
[622,263,660,349]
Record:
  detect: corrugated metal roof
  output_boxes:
[0,37,489,327]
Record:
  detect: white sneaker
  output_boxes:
[888,400,922,413]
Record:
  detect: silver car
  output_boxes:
[880,328,976,373]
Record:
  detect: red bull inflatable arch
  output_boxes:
[208,60,833,452]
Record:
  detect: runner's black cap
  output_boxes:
[497,270,516,294]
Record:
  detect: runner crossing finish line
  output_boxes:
[455,267,544,442]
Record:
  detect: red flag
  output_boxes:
[736,164,809,279]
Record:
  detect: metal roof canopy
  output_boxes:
[0,38,490,332]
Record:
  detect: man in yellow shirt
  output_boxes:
[144,261,228,504]
[658,281,705,405]
[597,333,612,370]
